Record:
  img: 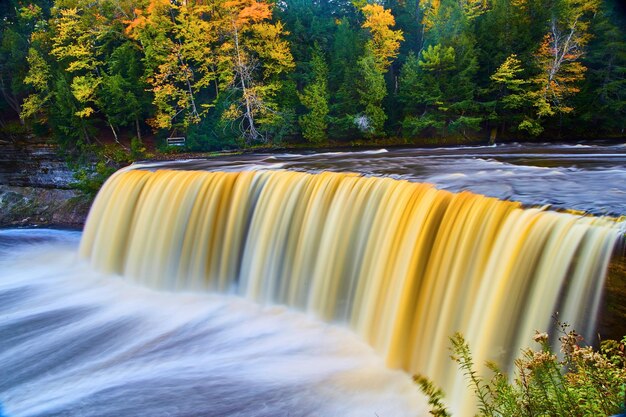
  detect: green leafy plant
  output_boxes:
[417,326,626,417]
[413,375,452,417]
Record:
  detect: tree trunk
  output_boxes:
[108,120,120,144]
[135,117,142,141]
[0,76,24,124]
[232,21,261,144]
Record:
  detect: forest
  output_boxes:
[1,0,625,152]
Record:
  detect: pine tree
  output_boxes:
[399,0,481,138]
[328,18,363,140]
[298,46,329,143]
[575,0,626,134]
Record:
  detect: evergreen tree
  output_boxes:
[575,0,626,134]
[399,0,481,138]
[355,52,387,136]
[298,45,329,143]
[328,18,363,140]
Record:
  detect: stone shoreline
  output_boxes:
[0,185,91,229]
[0,139,91,228]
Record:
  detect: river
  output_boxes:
[141,142,626,216]
[1,142,625,417]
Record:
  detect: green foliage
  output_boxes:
[2,0,626,148]
[355,53,387,136]
[298,47,329,143]
[413,375,452,417]
[575,0,626,134]
[399,0,482,138]
[72,160,116,197]
[419,328,626,417]
[72,140,148,196]
[327,18,363,140]
[489,54,540,135]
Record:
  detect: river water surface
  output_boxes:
[144,142,626,216]
[1,143,625,417]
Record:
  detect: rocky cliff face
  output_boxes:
[0,142,75,188]
[0,140,91,228]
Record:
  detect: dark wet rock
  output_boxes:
[0,142,75,189]
[599,253,626,341]
[0,139,91,228]
[0,185,91,228]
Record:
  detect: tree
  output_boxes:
[575,0,626,134]
[399,45,454,136]
[217,0,294,144]
[355,3,403,137]
[355,53,388,135]
[490,54,540,136]
[126,0,216,131]
[399,0,481,139]
[99,42,150,140]
[327,18,363,140]
[298,45,329,143]
[531,0,600,122]
[361,4,404,72]
[0,3,50,126]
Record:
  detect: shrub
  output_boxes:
[417,326,626,417]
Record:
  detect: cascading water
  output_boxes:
[77,168,623,415]
[0,230,428,417]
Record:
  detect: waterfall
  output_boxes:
[80,168,622,414]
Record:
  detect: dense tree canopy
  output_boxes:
[1,0,624,150]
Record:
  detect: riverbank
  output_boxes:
[2,136,626,228]
[0,139,90,228]
[0,185,90,228]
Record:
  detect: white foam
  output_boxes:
[0,234,428,417]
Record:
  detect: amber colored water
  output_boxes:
[80,168,623,414]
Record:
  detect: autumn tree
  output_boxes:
[530,0,600,126]
[356,4,403,136]
[361,4,403,72]
[126,0,218,132]
[217,0,294,144]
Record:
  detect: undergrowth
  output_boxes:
[417,324,626,417]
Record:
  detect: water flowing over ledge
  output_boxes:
[0,238,426,417]
[80,168,622,414]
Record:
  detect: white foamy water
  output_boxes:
[0,230,428,417]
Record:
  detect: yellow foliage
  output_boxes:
[75,106,95,118]
[361,4,403,72]
[419,0,440,32]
